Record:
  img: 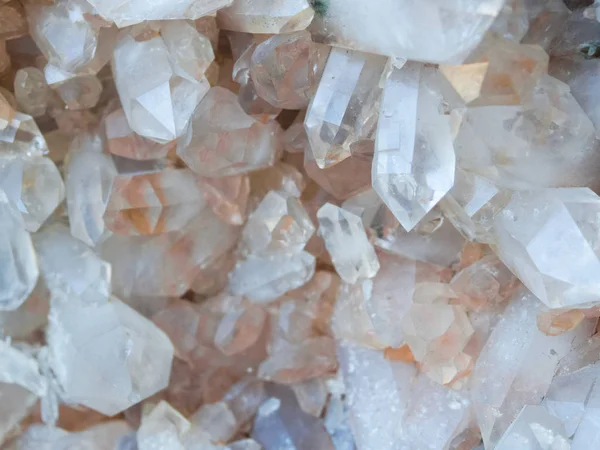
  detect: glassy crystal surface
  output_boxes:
[305,48,389,168]
[177,87,281,176]
[373,62,455,232]
[317,203,379,283]
[218,0,314,34]
[112,22,211,143]
[14,67,49,117]
[0,111,49,156]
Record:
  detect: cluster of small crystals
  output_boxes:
[3,0,600,449]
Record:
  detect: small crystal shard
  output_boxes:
[250,31,328,109]
[317,203,379,283]
[218,0,314,34]
[305,49,388,168]
[492,188,600,309]
[112,22,211,143]
[372,62,455,232]
[177,87,281,176]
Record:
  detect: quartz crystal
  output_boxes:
[0,110,49,156]
[112,22,211,143]
[304,48,389,168]
[310,0,504,64]
[0,340,46,396]
[495,406,570,450]
[373,62,456,232]
[177,87,281,176]
[87,0,232,28]
[48,72,103,110]
[250,31,329,109]
[14,67,50,117]
[218,0,314,34]
[317,203,379,284]
[492,188,600,309]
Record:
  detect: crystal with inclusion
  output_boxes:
[28,0,117,75]
[252,384,335,450]
[14,67,50,117]
[0,111,49,156]
[454,75,599,189]
[495,406,570,450]
[218,0,314,34]
[47,290,174,416]
[105,108,174,160]
[438,168,512,244]
[0,154,65,232]
[178,87,281,177]
[492,188,600,309]
[373,62,455,232]
[104,167,207,236]
[0,200,39,311]
[470,288,594,448]
[112,22,211,143]
[439,38,549,106]
[250,31,329,109]
[317,203,379,284]
[201,175,250,226]
[88,0,232,27]
[33,224,111,305]
[65,133,116,246]
[305,48,388,168]
[228,251,315,303]
[249,162,305,200]
[241,190,314,257]
[0,340,46,395]
[310,0,503,64]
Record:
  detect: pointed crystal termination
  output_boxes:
[177,87,281,177]
[438,168,512,244]
[65,133,116,246]
[0,153,65,232]
[87,0,233,27]
[470,288,594,448]
[252,384,335,450]
[249,31,329,109]
[310,0,504,64]
[0,200,39,311]
[104,167,208,236]
[439,37,549,107]
[112,22,211,144]
[373,62,455,232]
[33,223,111,305]
[304,48,389,168]
[492,188,600,309]
[47,292,174,416]
[495,406,570,450]
[454,75,599,190]
[241,190,314,257]
[229,251,316,303]
[317,203,379,283]
[218,0,314,34]
[27,0,117,75]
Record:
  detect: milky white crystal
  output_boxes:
[218,0,314,34]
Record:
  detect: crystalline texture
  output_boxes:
[305,49,389,168]
[495,406,570,450]
[317,203,379,284]
[373,62,455,232]
[218,0,314,34]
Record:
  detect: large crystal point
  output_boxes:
[112,22,211,143]
[373,62,455,232]
[87,0,232,27]
[470,288,594,448]
[177,87,281,177]
[218,0,314,34]
[104,167,208,236]
[493,188,600,309]
[241,190,314,257]
[317,203,379,283]
[0,154,65,232]
[250,31,329,109]
[305,48,389,168]
[310,0,504,64]
[47,292,174,416]
[495,406,570,450]
[454,75,599,189]
[0,200,39,311]
[65,133,116,246]
[28,0,117,75]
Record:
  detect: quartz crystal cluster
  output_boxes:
[3,0,600,449]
